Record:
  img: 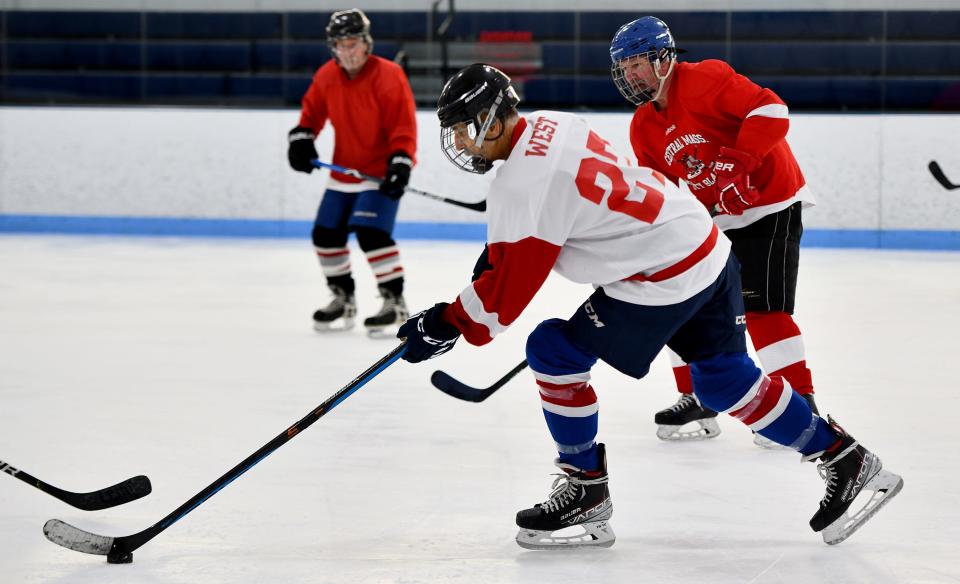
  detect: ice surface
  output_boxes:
[1,235,957,583]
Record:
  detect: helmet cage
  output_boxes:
[611,48,676,106]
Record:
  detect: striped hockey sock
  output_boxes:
[365,245,404,287]
[747,311,814,395]
[534,370,600,471]
[315,245,352,280]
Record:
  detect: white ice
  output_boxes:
[1,235,958,584]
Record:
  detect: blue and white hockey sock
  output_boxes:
[691,353,837,454]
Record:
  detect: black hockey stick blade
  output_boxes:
[43,343,406,564]
[929,161,960,190]
[1,460,151,511]
[430,360,529,403]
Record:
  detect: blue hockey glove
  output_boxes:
[397,302,460,363]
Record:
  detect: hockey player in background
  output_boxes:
[287,8,417,336]
[610,16,821,445]
[398,63,902,549]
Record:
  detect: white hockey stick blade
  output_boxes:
[656,418,722,441]
[44,519,114,556]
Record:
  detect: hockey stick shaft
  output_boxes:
[311,159,487,212]
[44,342,407,561]
[430,359,528,403]
[929,161,960,190]
[1,459,151,511]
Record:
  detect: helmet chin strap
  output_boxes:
[649,56,675,104]
[473,92,504,149]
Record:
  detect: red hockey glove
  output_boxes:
[714,147,760,215]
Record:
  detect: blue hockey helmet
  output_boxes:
[609,16,680,106]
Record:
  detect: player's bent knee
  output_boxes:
[690,352,762,412]
[312,226,348,249]
[526,319,596,375]
[354,226,395,252]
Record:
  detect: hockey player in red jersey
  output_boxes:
[610,16,818,445]
[398,64,902,549]
[287,8,417,336]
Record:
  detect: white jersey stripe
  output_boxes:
[756,335,806,374]
[746,103,789,119]
[458,284,508,339]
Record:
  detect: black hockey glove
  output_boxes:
[471,244,493,282]
[397,302,461,363]
[379,151,413,200]
[287,126,318,173]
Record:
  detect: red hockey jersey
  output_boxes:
[629,60,812,230]
[298,55,417,185]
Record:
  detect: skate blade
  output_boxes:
[822,468,904,545]
[313,317,356,333]
[516,520,616,550]
[753,433,792,450]
[365,324,401,339]
[656,418,721,442]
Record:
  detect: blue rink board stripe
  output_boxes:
[0,214,958,250]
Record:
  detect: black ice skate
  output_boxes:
[655,393,721,441]
[515,444,614,550]
[312,285,356,332]
[805,416,903,545]
[754,393,820,450]
[363,287,408,338]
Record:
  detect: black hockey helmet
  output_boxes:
[437,63,520,174]
[326,8,373,52]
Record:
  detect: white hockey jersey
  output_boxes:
[443,111,731,346]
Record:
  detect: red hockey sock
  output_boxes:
[746,311,814,395]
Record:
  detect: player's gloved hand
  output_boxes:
[397,302,460,363]
[287,126,318,174]
[379,151,413,200]
[714,147,760,215]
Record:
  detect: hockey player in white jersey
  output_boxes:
[398,64,902,549]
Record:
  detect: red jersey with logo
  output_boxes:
[298,55,417,186]
[629,60,812,230]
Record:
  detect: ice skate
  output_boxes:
[805,416,903,545]
[363,287,408,338]
[515,444,615,550]
[312,285,356,332]
[655,393,721,441]
[754,393,819,450]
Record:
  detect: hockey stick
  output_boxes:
[311,159,487,212]
[430,359,529,403]
[1,459,151,511]
[43,342,407,564]
[929,161,960,191]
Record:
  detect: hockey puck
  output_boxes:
[107,552,133,564]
